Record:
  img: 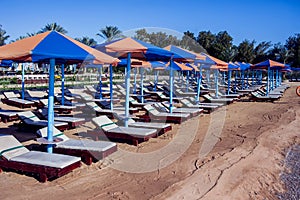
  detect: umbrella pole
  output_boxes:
[98,66,103,100]
[227,70,231,95]
[196,64,202,103]
[251,70,254,86]
[61,64,65,105]
[169,58,174,113]
[109,64,114,110]
[124,53,131,127]
[215,70,219,98]
[133,67,137,94]
[266,66,270,95]
[154,70,158,91]
[276,70,278,87]
[21,63,25,100]
[47,58,55,153]
[140,67,144,103]
[186,71,189,92]
[241,70,244,90]
[234,71,237,93]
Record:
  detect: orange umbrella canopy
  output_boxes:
[203,53,228,66]
[0,31,119,65]
[96,37,185,62]
[252,59,286,69]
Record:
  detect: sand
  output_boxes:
[0,82,299,200]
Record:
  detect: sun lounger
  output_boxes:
[157,102,203,117]
[156,92,183,102]
[17,111,69,131]
[1,92,35,108]
[202,94,234,105]
[97,101,139,114]
[86,102,124,119]
[114,113,172,135]
[180,99,219,113]
[36,127,117,165]
[0,134,81,182]
[37,108,85,129]
[40,99,75,114]
[175,89,197,96]
[249,91,281,102]
[89,116,158,145]
[0,109,20,123]
[143,104,190,124]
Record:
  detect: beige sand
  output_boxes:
[0,83,299,200]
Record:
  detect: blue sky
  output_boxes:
[1,0,300,45]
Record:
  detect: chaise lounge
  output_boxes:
[36,127,117,165]
[0,134,81,182]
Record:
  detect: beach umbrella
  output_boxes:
[224,62,239,94]
[0,31,119,153]
[235,62,251,90]
[252,60,286,95]
[96,38,183,124]
[164,46,206,101]
[199,53,228,98]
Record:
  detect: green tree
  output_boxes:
[134,28,149,42]
[38,22,68,34]
[268,43,294,64]
[14,32,37,42]
[285,34,300,67]
[180,31,206,53]
[196,31,216,53]
[134,29,180,47]
[75,36,97,46]
[97,26,122,42]
[0,25,10,46]
[211,31,234,62]
[235,39,256,63]
[253,41,272,63]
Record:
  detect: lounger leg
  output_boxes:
[133,139,138,146]
[39,173,48,182]
[83,156,93,165]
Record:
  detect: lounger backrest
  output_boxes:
[203,94,212,100]
[157,92,165,98]
[40,99,48,106]
[181,99,192,107]
[86,102,101,112]
[129,97,137,104]
[18,111,40,122]
[144,104,160,115]
[3,92,18,99]
[155,103,169,112]
[37,127,69,141]
[28,90,46,98]
[79,93,93,101]
[54,87,61,94]
[38,108,58,117]
[0,134,29,160]
[92,116,118,131]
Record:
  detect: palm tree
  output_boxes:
[96,26,122,42]
[75,36,97,46]
[38,22,68,34]
[0,25,10,46]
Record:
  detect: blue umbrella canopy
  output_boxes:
[164,45,206,61]
[0,60,13,67]
[235,62,251,70]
